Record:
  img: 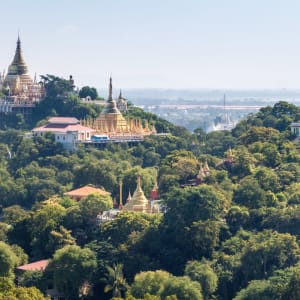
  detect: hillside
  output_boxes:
[0,77,300,299]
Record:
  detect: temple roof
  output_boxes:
[7,36,29,76]
[17,259,49,271]
[64,185,110,198]
[48,117,79,125]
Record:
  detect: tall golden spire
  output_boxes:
[108,76,113,101]
[102,77,121,114]
[8,35,28,75]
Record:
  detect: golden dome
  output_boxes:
[123,176,150,213]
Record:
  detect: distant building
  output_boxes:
[64,185,110,201]
[0,36,43,117]
[32,117,95,150]
[291,122,300,137]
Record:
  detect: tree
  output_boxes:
[0,242,19,278]
[129,270,203,300]
[102,263,128,298]
[240,230,300,282]
[254,168,280,193]
[79,193,113,225]
[28,203,66,259]
[163,185,228,227]
[79,86,98,100]
[2,205,29,226]
[233,176,266,209]
[160,276,203,300]
[226,206,249,233]
[99,211,154,246]
[185,260,218,300]
[0,276,49,300]
[130,270,171,299]
[239,126,280,145]
[41,74,74,99]
[46,245,97,300]
[233,280,276,300]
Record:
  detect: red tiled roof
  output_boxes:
[64,185,111,198]
[17,259,49,271]
[48,117,79,124]
[32,124,95,133]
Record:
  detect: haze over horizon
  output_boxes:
[2,0,300,90]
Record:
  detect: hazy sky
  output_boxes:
[1,0,300,90]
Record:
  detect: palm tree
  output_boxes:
[102,263,128,298]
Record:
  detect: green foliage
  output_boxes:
[0,276,49,300]
[79,193,113,224]
[239,230,300,281]
[185,260,218,300]
[0,243,18,277]
[102,263,128,298]
[28,203,67,258]
[46,245,97,300]
[0,99,300,299]
[163,185,228,226]
[79,86,98,100]
[130,270,171,298]
[233,176,267,209]
[233,280,276,300]
[160,276,203,300]
[129,270,203,300]
[99,211,154,246]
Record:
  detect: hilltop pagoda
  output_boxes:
[81,77,156,139]
[2,36,43,102]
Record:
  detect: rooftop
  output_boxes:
[48,117,79,124]
[64,185,111,198]
[17,259,49,271]
[32,123,94,133]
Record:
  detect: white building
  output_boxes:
[291,122,300,137]
[32,117,95,150]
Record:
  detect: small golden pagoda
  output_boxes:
[123,176,151,213]
[3,36,43,101]
[82,77,156,138]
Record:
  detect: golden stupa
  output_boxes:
[123,176,151,213]
[3,36,42,101]
[82,77,156,138]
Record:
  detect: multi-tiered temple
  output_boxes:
[0,36,43,116]
[81,77,156,140]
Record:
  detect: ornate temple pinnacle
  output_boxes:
[108,76,113,101]
[136,175,142,191]
[8,35,28,76]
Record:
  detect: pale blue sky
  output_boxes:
[1,0,300,90]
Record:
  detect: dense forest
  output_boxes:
[1,76,300,299]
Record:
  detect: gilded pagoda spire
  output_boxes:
[8,35,28,75]
[108,76,113,101]
[102,77,121,114]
